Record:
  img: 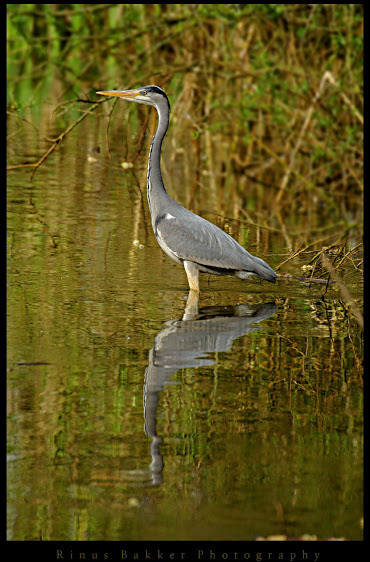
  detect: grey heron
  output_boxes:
[97,85,277,291]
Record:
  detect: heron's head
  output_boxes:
[97,85,170,111]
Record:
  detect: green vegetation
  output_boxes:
[7,4,363,226]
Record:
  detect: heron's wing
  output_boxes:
[155,210,263,273]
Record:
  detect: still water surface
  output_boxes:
[7,109,362,541]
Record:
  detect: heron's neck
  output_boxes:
[147,105,170,216]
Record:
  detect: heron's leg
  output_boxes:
[183,261,200,292]
[182,289,199,320]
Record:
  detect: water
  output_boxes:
[7,108,363,541]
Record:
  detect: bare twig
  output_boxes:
[275,236,342,270]
[276,71,337,204]
[321,252,363,329]
[278,273,335,285]
[7,101,101,180]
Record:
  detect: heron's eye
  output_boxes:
[141,90,147,95]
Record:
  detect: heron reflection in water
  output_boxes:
[97,86,277,292]
[143,293,276,486]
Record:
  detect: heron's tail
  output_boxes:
[252,256,278,283]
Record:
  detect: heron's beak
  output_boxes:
[97,89,141,101]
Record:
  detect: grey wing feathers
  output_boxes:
[155,209,277,281]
